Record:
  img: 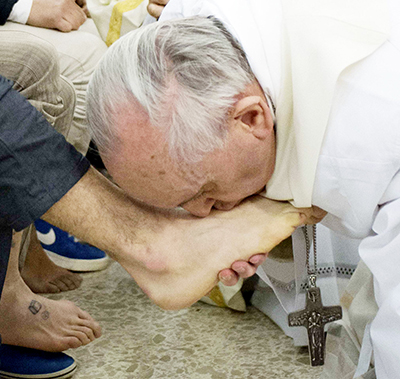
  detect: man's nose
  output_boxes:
[181,197,215,217]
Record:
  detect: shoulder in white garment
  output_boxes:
[313,6,400,238]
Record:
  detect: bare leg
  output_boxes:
[0,231,101,352]
[21,227,82,294]
[43,168,313,311]
[117,195,310,310]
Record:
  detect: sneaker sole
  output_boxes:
[0,361,76,379]
[45,250,110,272]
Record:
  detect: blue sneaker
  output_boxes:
[35,219,110,272]
[0,344,76,379]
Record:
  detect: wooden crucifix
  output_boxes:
[288,276,342,366]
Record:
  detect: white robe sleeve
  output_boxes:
[358,170,400,379]
[8,0,33,24]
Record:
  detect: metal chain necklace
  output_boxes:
[288,224,342,366]
[304,223,318,281]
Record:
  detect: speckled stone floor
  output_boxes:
[48,262,323,379]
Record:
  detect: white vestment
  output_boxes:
[161,0,400,377]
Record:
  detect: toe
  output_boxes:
[231,261,257,278]
[61,275,79,290]
[72,329,92,346]
[77,308,94,321]
[44,282,62,293]
[78,312,102,338]
[249,254,267,267]
[50,279,70,292]
[89,321,102,338]
[51,336,81,351]
[70,328,91,347]
[74,325,96,342]
[70,273,83,288]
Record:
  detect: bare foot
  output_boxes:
[117,195,311,310]
[21,228,82,294]
[0,231,101,352]
[41,168,313,312]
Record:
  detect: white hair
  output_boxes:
[87,16,255,163]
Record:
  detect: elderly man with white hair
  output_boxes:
[86,0,400,378]
[0,12,312,377]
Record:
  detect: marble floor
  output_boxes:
[48,262,323,379]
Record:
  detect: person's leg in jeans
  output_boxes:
[0,32,101,350]
[0,29,84,293]
[0,22,109,292]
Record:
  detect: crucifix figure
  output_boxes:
[288,274,342,366]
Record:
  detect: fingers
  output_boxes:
[249,254,267,266]
[293,205,327,226]
[59,1,86,32]
[84,6,90,17]
[28,0,87,32]
[218,269,239,286]
[231,260,257,278]
[218,253,267,287]
[75,0,90,17]
[231,254,267,276]
[147,0,169,19]
[305,206,328,224]
[148,0,169,6]
[80,4,90,17]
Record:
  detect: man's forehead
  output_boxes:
[110,97,226,202]
[104,147,207,208]
[116,100,155,139]
[113,103,167,163]
[107,126,207,192]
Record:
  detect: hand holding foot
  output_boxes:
[117,195,311,310]
[218,203,327,287]
[42,168,312,311]
[218,254,268,287]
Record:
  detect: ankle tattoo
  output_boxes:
[28,300,42,315]
[28,300,50,320]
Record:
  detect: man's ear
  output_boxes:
[233,96,274,139]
